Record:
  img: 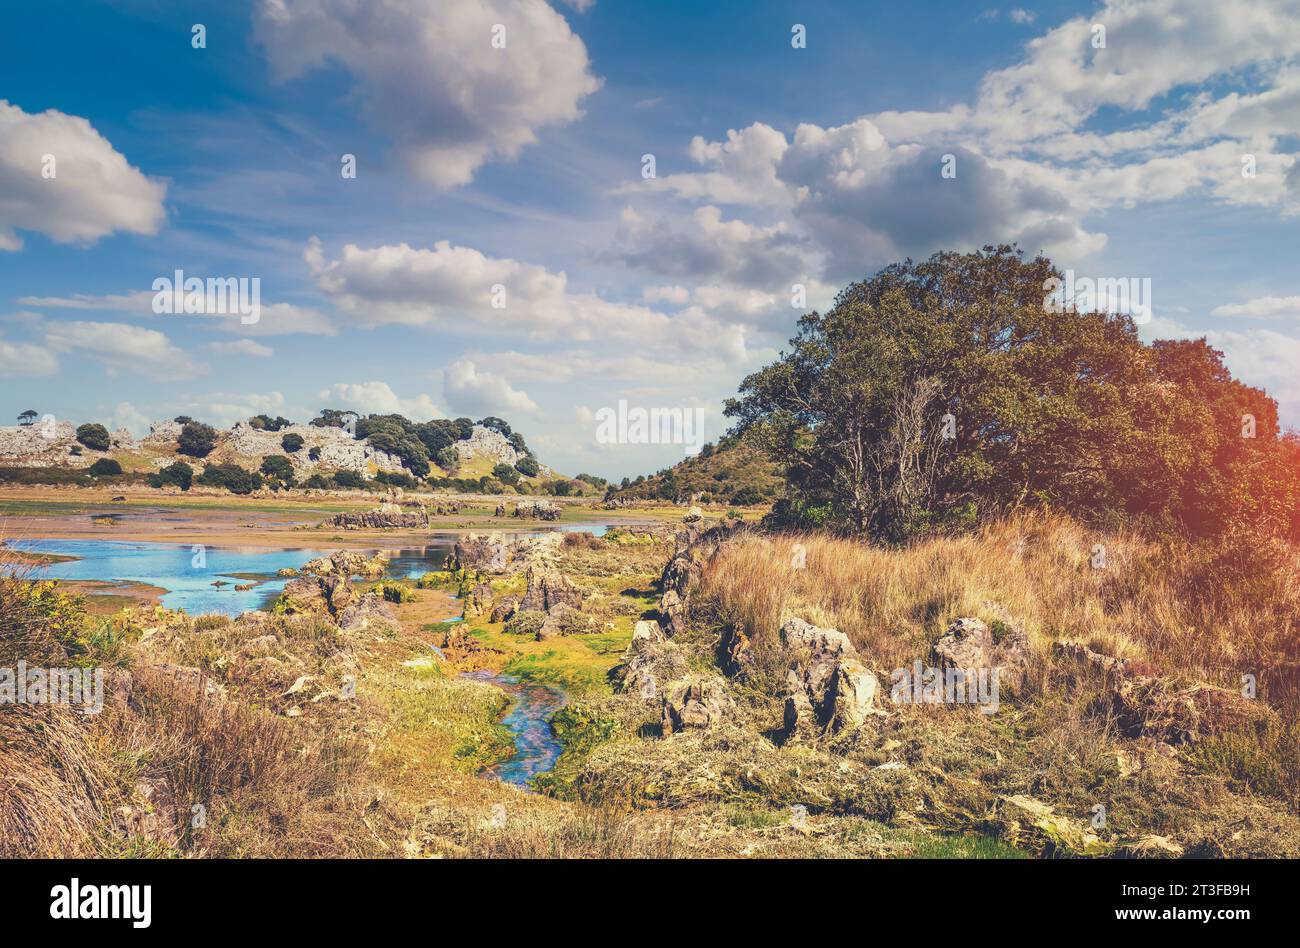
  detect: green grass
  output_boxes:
[904,832,1030,859]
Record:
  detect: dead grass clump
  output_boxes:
[696,512,1300,717]
[0,705,116,857]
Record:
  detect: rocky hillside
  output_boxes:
[607,432,783,505]
[0,414,551,482]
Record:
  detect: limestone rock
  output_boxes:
[633,619,664,643]
[489,596,519,623]
[463,582,494,620]
[661,675,735,734]
[453,425,519,467]
[779,617,883,740]
[337,592,399,632]
[933,616,1032,693]
[513,500,561,521]
[618,635,690,700]
[519,566,584,613]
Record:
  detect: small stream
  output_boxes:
[461,670,566,788]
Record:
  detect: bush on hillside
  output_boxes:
[74,423,111,452]
[178,421,219,458]
[281,433,304,453]
[87,458,122,476]
[259,455,296,487]
[331,470,366,490]
[149,461,193,491]
[197,463,262,494]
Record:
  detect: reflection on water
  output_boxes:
[3,538,454,617]
[3,523,615,618]
[461,669,566,788]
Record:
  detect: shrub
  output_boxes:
[371,581,415,604]
[504,610,547,637]
[149,461,193,491]
[374,470,418,489]
[250,414,293,431]
[515,455,540,477]
[197,463,262,494]
[302,474,332,490]
[436,446,459,472]
[308,447,321,462]
[259,455,296,487]
[493,462,521,486]
[281,433,304,453]
[74,423,111,452]
[87,458,122,476]
[178,421,219,458]
[331,470,366,489]
[730,486,764,506]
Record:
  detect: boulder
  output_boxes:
[489,596,520,623]
[451,534,510,573]
[463,582,495,620]
[513,500,561,521]
[684,506,703,523]
[933,616,1032,693]
[633,619,664,643]
[279,573,357,618]
[661,675,735,734]
[779,617,883,740]
[617,636,690,700]
[519,566,584,613]
[337,592,399,632]
[302,550,386,579]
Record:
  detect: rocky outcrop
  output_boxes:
[453,425,519,467]
[780,617,883,741]
[661,675,735,734]
[279,574,357,618]
[226,422,404,475]
[463,582,494,620]
[301,550,387,579]
[519,566,584,613]
[656,519,746,637]
[337,592,398,632]
[489,596,519,623]
[513,500,561,521]
[0,421,95,468]
[448,532,562,574]
[1101,677,1277,746]
[326,503,430,529]
[932,616,1031,693]
[616,627,690,701]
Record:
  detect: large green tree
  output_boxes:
[726,245,1300,542]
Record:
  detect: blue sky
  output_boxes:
[3,0,1300,478]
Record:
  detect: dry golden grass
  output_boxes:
[698,512,1300,714]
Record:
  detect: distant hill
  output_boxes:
[607,432,784,505]
[0,409,565,491]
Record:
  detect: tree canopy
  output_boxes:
[726,245,1300,542]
